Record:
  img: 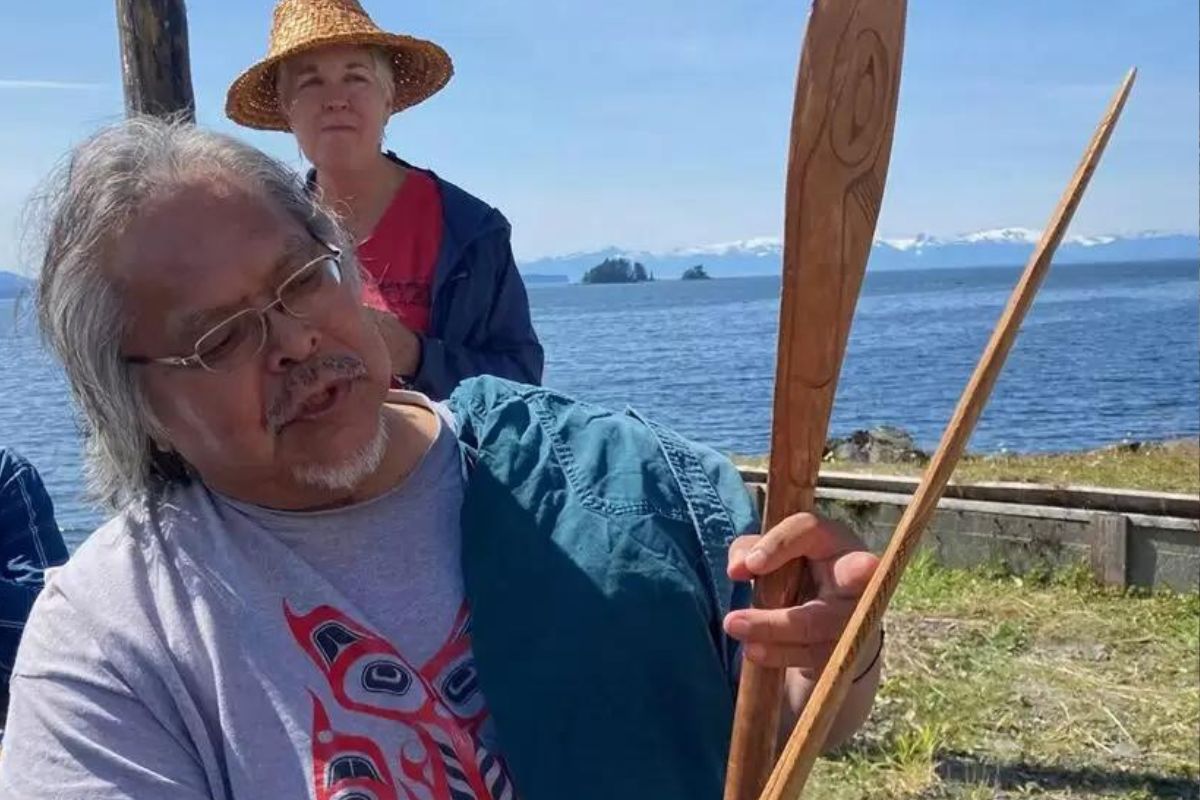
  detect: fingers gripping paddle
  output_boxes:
[723,3,908,799]
[759,68,1137,800]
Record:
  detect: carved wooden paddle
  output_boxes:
[723,2,907,799]
[758,67,1138,800]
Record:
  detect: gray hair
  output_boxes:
[32,115,358,510]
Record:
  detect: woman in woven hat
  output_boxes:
[227,0,543,400]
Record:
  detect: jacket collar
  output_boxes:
[306,152,507,298]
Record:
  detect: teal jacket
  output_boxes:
[449,377,757,800]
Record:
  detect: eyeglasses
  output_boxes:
[124,244,345,373]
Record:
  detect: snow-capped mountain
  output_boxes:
[518,229,1198,281]
[668,237,784,258]
[870,228,1197,271]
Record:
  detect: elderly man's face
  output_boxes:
[112,175,393,507]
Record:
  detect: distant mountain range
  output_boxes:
[518,229,1199,281]
[0,271,31,299]
[4,229,1194,294]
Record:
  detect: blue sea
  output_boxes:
[1,258,1197,548]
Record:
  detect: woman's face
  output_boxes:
[280,45,392,173]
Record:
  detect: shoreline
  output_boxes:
[733,437,1200,495]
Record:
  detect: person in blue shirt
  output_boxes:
[0,448,68,723]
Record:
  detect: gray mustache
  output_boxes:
[266,354,367,431]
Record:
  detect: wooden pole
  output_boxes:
[115,0,195,120]
[758,68,1137,800]
[723,2,907,799]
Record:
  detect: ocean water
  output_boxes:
[1,258,1196,547]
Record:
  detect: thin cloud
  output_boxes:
[0,79,106,91]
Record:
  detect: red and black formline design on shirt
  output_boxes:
[310,692,400,800]
[285,602,516,800]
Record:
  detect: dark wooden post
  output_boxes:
[115,0,195,120]
[1090,512,1129,588]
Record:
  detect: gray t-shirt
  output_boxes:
[0,394,517,800]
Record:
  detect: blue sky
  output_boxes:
[1,1,1196,271]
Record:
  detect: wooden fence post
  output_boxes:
[1090,512,1129,588]
[115,0,195,120]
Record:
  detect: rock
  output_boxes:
[1098,440,1143,454]
[825,426,928,465]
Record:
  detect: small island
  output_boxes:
[681,264,711,281]
[581,257,654,284]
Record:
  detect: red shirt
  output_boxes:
[357,170,443,335]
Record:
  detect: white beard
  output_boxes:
[291,413,389,492]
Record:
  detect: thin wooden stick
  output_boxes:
[724,2,907,798]
[758,67,1138,800]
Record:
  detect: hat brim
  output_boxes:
[226,32,453,132]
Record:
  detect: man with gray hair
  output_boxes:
[0,118,884,800]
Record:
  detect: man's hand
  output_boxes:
[723,513,879,677]
[723,512,884,750]
[370,309,421,378]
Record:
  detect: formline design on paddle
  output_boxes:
[723,2,908,799]
[758,68,1138,800]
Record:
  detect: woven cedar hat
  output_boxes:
[226,0,453,131]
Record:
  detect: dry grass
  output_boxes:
[804,556,1200,799]
[736,439,1200,495]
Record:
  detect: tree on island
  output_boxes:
[681,264,711,281]
[581,257,655,284]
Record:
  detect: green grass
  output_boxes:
[736,439,1200,495]
[803,555,1200,799]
